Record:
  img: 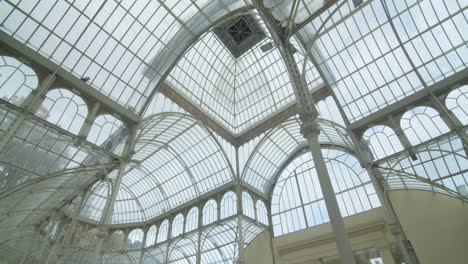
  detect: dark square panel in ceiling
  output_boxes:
[214,15,266,59]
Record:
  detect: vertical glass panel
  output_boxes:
[256,200,268,225]
[220,191,237,219]
[185,207,198,232]
[157,220,168,243]
[171,213,184,237]
[145,225,157,247]
[202,199,217,225]
[242,192,254,219]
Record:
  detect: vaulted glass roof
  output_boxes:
[0,0,467,263]
[0,0,249,112]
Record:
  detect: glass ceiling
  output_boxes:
[167,13,322,134]
[0,0,249,113]
[0,0,467,262]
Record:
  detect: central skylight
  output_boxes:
[227,17,253,44]
[168,13,322,135]
[214,15,266,59]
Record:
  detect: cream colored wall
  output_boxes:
[244,230,274,264]
[388,190,468,264]
[271,208,393,264]
[244,190,467,264]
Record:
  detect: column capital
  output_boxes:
[299,111,320,139]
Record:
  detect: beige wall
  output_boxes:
[244,230,274,264]
[244,190,468,264]
[388,190,468,264]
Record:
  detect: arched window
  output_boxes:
[446,86,467,125]
[0,56,38,106]
[157,220,168,243]
[220,192,237,219]
[362,125,404,160]
[185,207,198,232]
[202,199,217,225]
[107,230,125,250]
[256,200,268,225]
[127,229,144,249]
[145,225,157,247]
[40,88,88,134]
[242,192,254,219]
[401,106,450,145]
[87,114,127,155]
[271,149,380,237]
[171,214,184,238]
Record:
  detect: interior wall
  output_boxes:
[244,230,274,264]
[388,189,468,264]
[244,190,467,264]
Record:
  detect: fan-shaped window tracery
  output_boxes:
[446,86,468,125]
[0,56,38,106]
[401,106,450,145]
[271,149,380,237]
[362,125,404,160]
[40,88,88,134]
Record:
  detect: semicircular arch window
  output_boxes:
[40,88,88,134]
[446,85,467,125]
[127,229,144,250]
[362,125,404,160]
[401,106,450,145]
[220,191,237,219]
[87,114,127,155]
[242,192,254,219]
[202,199,217,225]
[145,225,157,248]
[171,213,184,238]
[271,149,380,237]
[185,207,198,232]
[0,56,38,106]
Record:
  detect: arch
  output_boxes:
[242,116,354,194]
[362,125,404,160]
[157,220,169,243]
[39,88,88,134]
[256,200,268,225]
[104,113,234,224]
[0,56,38,106]
[185,207,199,232]
[127,229,144,250]
[242,192,254,219]
[377,133,468,201]
[446,85,468,125]
[87,114,127,155]
[166,236,197,263]
[107,230,125,251]
[401,106,450,145]
[145,225,157,247]
[202,199,217,225]
[220,191,237,219]
[171,213,184,238]
[271,149,380,237]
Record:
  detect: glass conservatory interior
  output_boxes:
[0,0,466,263]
